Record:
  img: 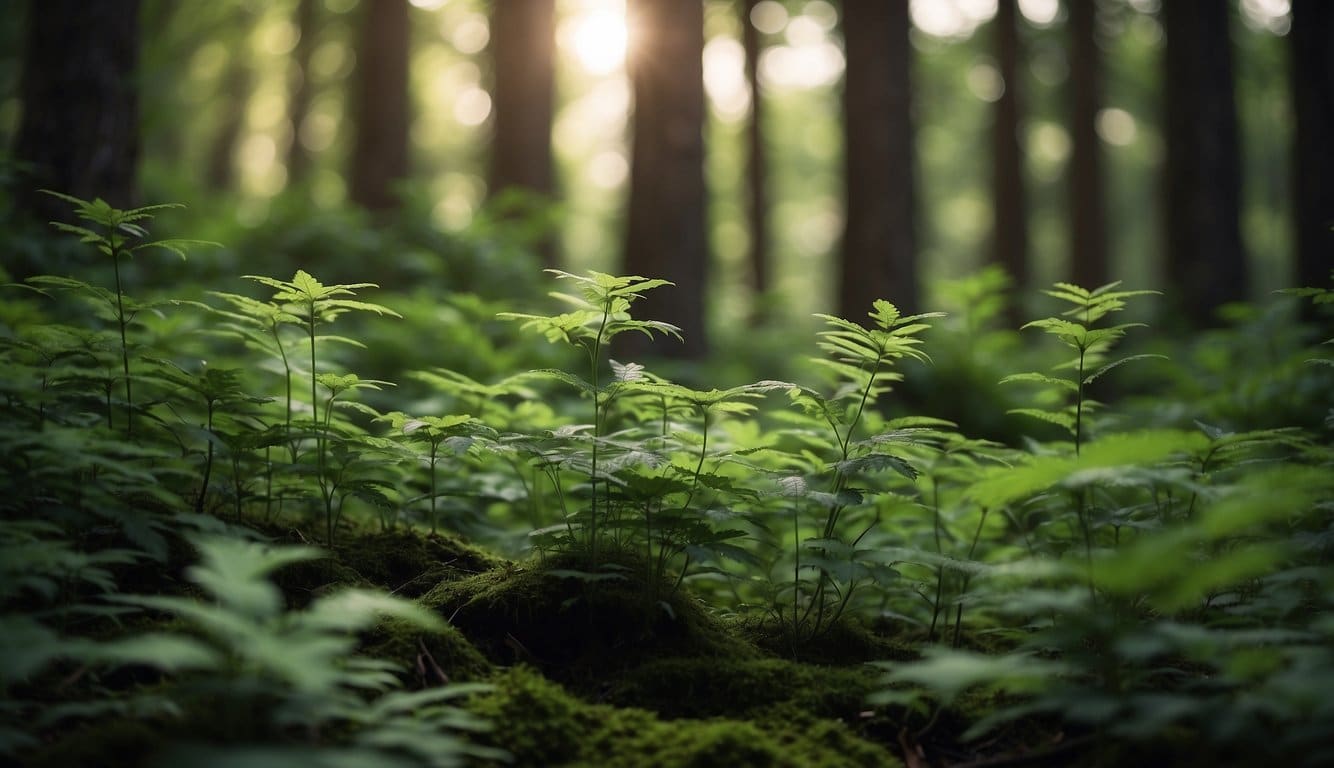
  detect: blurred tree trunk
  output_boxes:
[839,0,918,321]
[1162,0,1247,325]
[990,0,1027,321]
[348,0,409,213]
[206,41,253,191]
[1067,0,1108,289]
[11,0,141,222]
[488,0,557,266]
[1289,0,1334,294]
[287,0,319,185]
[742,0,771,323]
[622,0,708,358]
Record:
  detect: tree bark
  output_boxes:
[742,0,771,323]
[488,0,557,266]
[1162,0,1248,325]
[991,0,1028,319]
[11,0,141,222]
[1289,0,1334,295]
[1067,0,1108,290]
[622,0,708,358]
[206,39,253,192]
[287,0,320,185]
[839,0,918,321]
[348,0,410,213]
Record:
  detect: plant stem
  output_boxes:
[196,399,215,515]
[109,229,133,436]
[429,441,439,534]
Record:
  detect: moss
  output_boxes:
[608,657,879,720]
[362,617,493,683]
[334,528,504,595]
[419,559,759,677]
[744,616,918,665]
[472,667,902,768]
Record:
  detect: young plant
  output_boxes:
[1003,282,1160,454]
[31,192,214,436]
[245,270,401,544]
[382,412,492,533]
[499,270,680,565]
[777,300,942,641]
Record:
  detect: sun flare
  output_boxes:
[565,2,628,75]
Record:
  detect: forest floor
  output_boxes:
[26,522,1153,768]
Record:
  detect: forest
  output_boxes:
[0,0,1331,766]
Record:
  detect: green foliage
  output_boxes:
[3,201,1331,766]
[1003,281,1162,451]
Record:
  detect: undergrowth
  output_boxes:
[1,195,1330,766]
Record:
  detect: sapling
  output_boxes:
[33,191,215,436]
[500,270,680,566]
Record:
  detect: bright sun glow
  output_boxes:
[563,1,628,75]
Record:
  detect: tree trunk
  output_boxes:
[839,0,918,321]
[287,0,320,185]
[1067,0,1108,289]
[206,44,253,192]
[11,0,141,223]
[1289,0,1334,295]
[622,0,708,358]
[348,0,410,213]
[1162,0,1247,326]
[991,0,1028,320]
[742,0,771,323]
[488,0,557,266]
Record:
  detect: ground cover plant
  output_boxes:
[1,195,1331,767]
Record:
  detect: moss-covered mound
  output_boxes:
[471,666,902,768]
[606,656,880,720]
[418,559,758,678]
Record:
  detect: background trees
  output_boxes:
[488,0,557,266]
[0,0,1319,334]
[989,0,1028,319]
[348,0,410,213]
[1289,0,1334,295]
[11,0,141,225]
[838,0,918,320]
[1162,0,1247,326]
[622,0,708,358]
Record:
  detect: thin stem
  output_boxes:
[585,299,613,565]
[1074,345,1086,455]
[429,441,439,534]
[109,230,133,436]
[681,406,709,511]
[271,322,296,462]
[196,399,216,515]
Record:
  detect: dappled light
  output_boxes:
[1,2,1330,764]
[562,0,628,75]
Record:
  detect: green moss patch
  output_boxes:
[418,560,759,676]
[472,666,901,768]
[606,656,879,720]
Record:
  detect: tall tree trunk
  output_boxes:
[1162,0,1247,326]
[622,0,708,358]
[839,0,918,321]
[287,0,320,185]
[742,0,771,323]
[488,0,557,266]
[991,0,1028,320]
[1289,0,1334,295]
[1067,0,1108,289]
[11,0,141,223]
[348,0,410,213]
[206,46,253,192]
